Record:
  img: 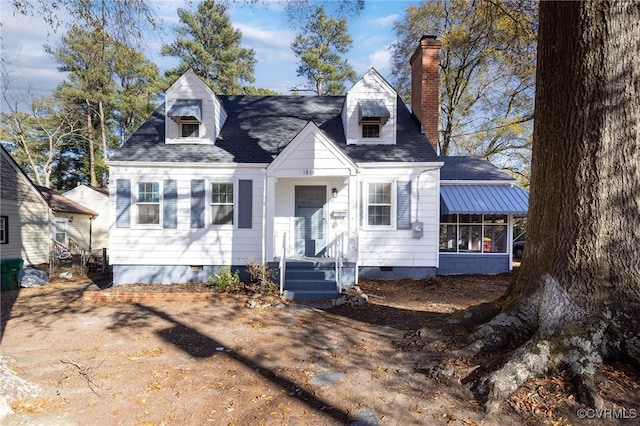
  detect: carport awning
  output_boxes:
[167,99,202,123]
[440,184,529,215]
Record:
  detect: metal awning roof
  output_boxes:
[167,99,202,122]
[358,100,390,124]
[440,184,529,215]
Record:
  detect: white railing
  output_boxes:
[279,232,287,296]
[51,239,68,257]
[334,232,344,294]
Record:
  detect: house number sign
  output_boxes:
[303,169,315,176]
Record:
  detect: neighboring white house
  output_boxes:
[0,145,50,266]
[37,186,98,253]
[108,36,528,300]
[63,184,110,251]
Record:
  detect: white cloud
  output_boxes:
[369,45,393,75]
[233,21,300,92]
[373,13,400,27]
[235,23,296,62]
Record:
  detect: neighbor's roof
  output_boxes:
[439,156,515,181]
[110,95,438,164]
[87,185,109,197]
[36,186,99,216]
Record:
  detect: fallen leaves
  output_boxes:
[127,347,166,360]
[11,397,65,413]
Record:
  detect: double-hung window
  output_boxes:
[367,182,392,226]
[54,219,67,244]
[137,182,160,225]
[211,183,234,225]
[0,216,8,244]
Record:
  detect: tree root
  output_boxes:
[452,311,532,359]
[468,327,612,414]
[472,335,552,413]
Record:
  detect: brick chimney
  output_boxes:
[410,35,441,153]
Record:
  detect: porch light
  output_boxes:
[332,187,338,198]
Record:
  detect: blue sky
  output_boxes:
[1,0,419,98]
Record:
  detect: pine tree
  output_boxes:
[161,0,256,95]
[291,6,357,95]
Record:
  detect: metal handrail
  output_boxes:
[279,233,287,296]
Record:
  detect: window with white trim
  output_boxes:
[211,182,234,225]
[180,120,200,138]
[54,219,67,244]
[0,216,7,244]
[367,182,392,226]
[361,117,381,138]
[137,182,160,225]
[439,214,508,253]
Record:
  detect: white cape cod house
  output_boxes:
[109,37,528,300]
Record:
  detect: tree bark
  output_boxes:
[98,100,109,162]
[408,0,640,412]
[86,100,98,187]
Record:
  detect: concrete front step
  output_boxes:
[284,278,338,292]
[273,258,354,301]
[283,263,338,301]
[283,289,339,302]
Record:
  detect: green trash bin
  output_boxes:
[1,258,24,291]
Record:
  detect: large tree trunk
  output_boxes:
[409,0,640,413]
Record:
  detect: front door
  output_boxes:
[294,186,326,257]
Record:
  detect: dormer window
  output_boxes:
[362,117,381,138]
[181,121,200,138]
[358,100,390,139]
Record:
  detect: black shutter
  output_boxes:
[163,179,177,229]
[238,180,253,229]
[116,179,131,228]
[191,179,205,228]
[397,180,411,230]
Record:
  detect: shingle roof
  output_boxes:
[110,95,438,164]
[36,186,99,216]
[439,156,515,181]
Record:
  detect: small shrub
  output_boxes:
[208,266,241,292]
[246,258,279,295]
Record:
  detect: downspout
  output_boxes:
[415,167,442,269]
[89,216,93,252]
[261,169,267,265]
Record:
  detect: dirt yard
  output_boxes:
[1,272,639,425]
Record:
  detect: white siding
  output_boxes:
[356,167,440,268]
[54,212,93,251]
[165,71,227,144]
[343,69,397,146]
[268,166,440,269]
[0,154,50,265]
[63,185,109,250]
[109,165,264,266]
[267,122,357,178]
